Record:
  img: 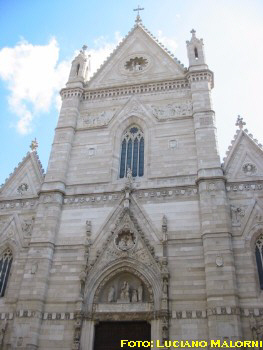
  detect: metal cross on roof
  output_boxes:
[133,5,144,23]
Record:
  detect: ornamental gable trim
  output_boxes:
[87,23,185,90]
[0,151,44,200]
[223,129,263,182]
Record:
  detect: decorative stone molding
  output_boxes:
[88,311,154,322]
[151,100,192,120]
[0,199,37,211]
[9,307,263,322]
[135,187,198,200]
[0,313,13,320]
[83,79,190,101]
[186,70,214,87]
[226,183,263,192]
[60,88,83,100]
[63,194,120,206]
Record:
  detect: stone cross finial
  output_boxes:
[236,115,246,129]
[133,5,144,23]
[190,29,196,37]
[30,138,38,152]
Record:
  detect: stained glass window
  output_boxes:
[256,235,263,290]
[0,248,13,297]
[119,126,144,178]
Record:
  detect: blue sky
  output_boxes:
[0,0,263,185]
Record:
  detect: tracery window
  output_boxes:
[119,125,144,178]
[0,248,13,297]
[255,235,263,290]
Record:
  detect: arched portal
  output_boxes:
[80,259,166,350]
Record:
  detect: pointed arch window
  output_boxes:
[119,125,144,178]
[255,235,263,290]
[0,248,13,297]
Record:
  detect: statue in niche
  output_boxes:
[108,286,115,302]
[138,283,143,302]
[120,281,130,302]
[131,289,138,302]
[162,278,168,295]
[79,269,86,297]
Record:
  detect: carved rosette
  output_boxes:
[242,163,257,176]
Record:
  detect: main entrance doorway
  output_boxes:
[94,321,151,350]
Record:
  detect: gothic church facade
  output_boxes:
[0,17,263,350]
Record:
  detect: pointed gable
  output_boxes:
[223,128,263,181]
[0,151,44,199]
[87,23,185,90]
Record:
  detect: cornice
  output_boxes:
[186,69,214,88]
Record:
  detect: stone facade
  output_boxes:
[0,19,263,350]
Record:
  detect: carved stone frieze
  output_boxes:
[0,199,37,211]
[151,100,192,120]
[64,194,120,206]
[135,187,198,201]
[79,109,116,128]
[226,183,263,192]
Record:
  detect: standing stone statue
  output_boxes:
[131,289,138,302]
[108,286,115,302]
[120,281,130,302]
[138,283,143,302]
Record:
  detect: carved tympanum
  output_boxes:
[99,272,148,304]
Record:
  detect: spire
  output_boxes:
[66,44,90,87]
[235,115,246,130]
[186,29,207,70]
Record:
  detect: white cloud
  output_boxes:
[0,34,122,134]
[157,30,178,53]
[88,32,122,78]
[0,38,70,134]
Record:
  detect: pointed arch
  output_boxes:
[84,257,162,312]
[119,125,144,178]
[255,233,263,290]
[0,247,13,297]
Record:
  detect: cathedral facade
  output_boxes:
[0,17,263,350]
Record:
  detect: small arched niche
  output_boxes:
[99,272,150,303]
